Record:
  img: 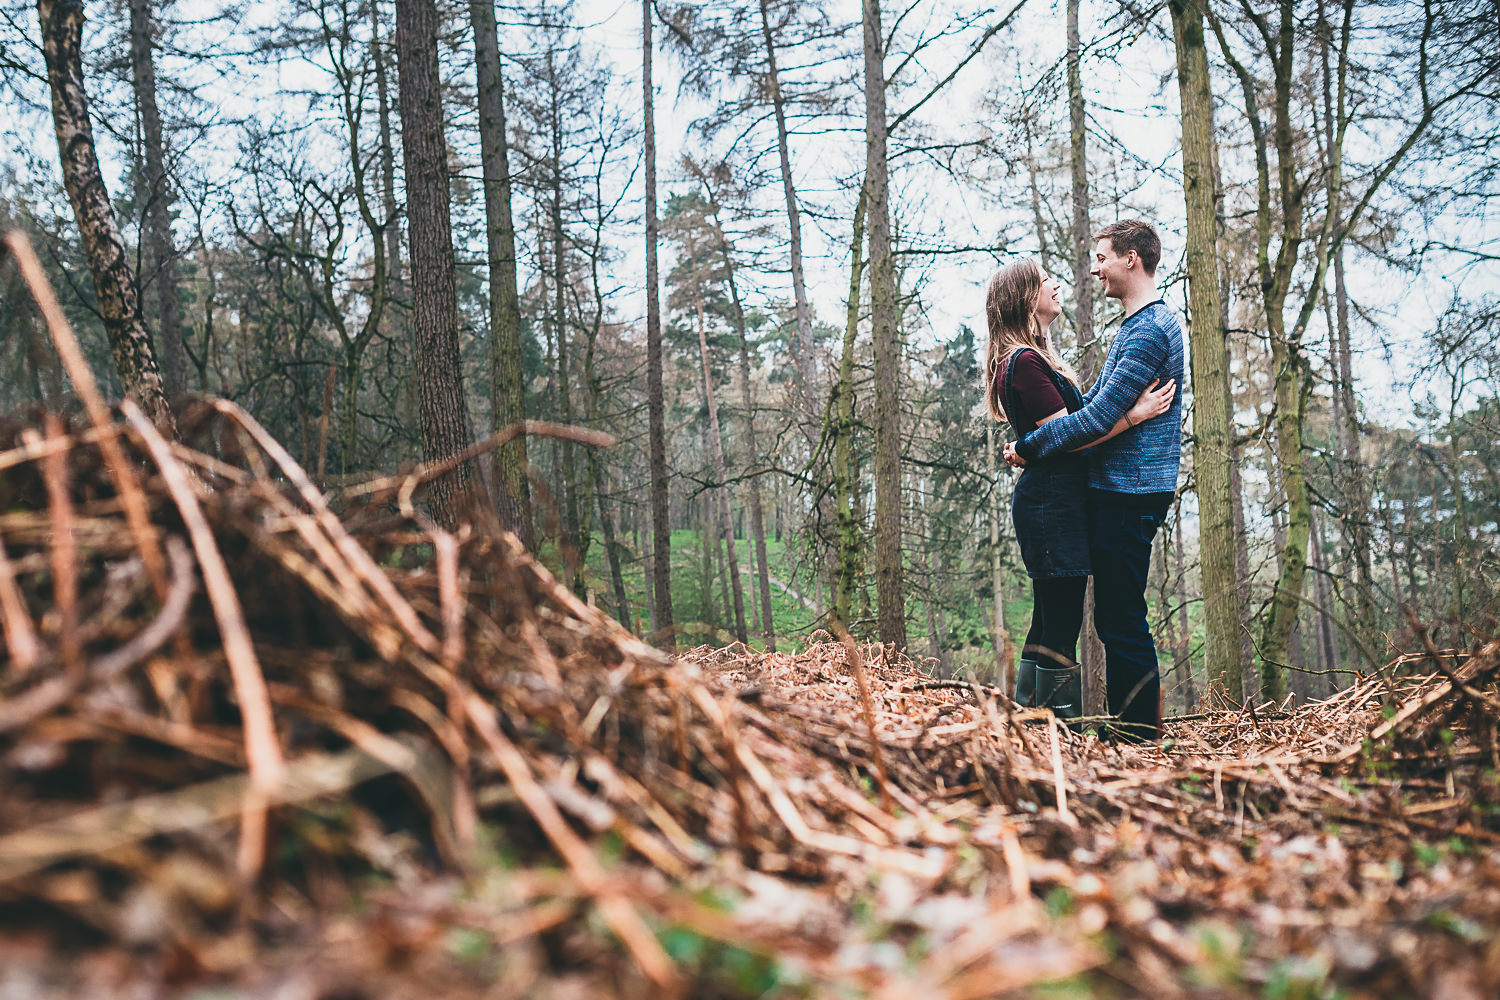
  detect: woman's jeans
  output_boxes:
[1024,576,1086,668]
[1088,492,1171,740]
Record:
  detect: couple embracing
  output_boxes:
[984,220,1185,743]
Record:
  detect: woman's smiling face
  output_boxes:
[1033,269,1063,326]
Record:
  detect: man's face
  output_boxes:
[1090,239,1133,300]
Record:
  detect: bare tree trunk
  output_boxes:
[718,223,775,650]
[758,0,832,610]
[1171,0,1240,698]
[547,146,584,591]
[924,585,941,666]
[394,0,485,529]
[1260,328,1308,702]
[832,186,867,627]
[591,471,630,626]
[1381,492,1404,615]
[642,506,658,635]
[757,0,817,426]
[1021,107,1051,275]
[1066,0,1096,374]
[471,0,533,546]
[696,295,748,643]
[1172,504,1196,709]
[1212,89,1255,693]
[584,287,630,629]
[126,0,185,399]
[38,0,174,432]
[1230,442,1255,691]
[988,424,1014,690]
[1152,520,1174,707]
[319,6,392,477]
[1310,507,1340,697]
[643,0,674,650]
[371,0,400,284]
[711,503,731,630]
[1288,616,1310,702]
[1209,0,1351,694]
[1047,44,1107,713]
[1310,0,1372,660]
[862,0,905,649]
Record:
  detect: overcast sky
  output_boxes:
[3,0,1491,424]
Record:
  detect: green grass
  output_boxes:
[570,527,828,651]
[557,525,1206,709]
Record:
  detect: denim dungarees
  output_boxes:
[1003,349,1091,579]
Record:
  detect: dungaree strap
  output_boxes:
[1001,347,1035,431]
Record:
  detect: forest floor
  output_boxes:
[1,400,1499,999]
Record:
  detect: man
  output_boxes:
[1004,219,1185,741]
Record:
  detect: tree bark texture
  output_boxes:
[1022,110,1050,276]
[863,0,906,650]
[324,8,391,476]
[1172,506,1196,709]
[39,0,174,433]
[1230,441,1255,692]
[1319,0,1373,654]
[126,0,185,400]
[370,0,401,284]
[1310,508,1341,698]
[717,223,776,650]
[1066,0,1096,376]
[832,185,867,628]
[1170,0,1241,699]
[1211,0,1354,693]
[988,422,1014,691]
[1255,0,1313,701]
[591,454,632,628]
[394,0,485,530]
[471,0,534,548]
[758,0,817,427]
[696,295,748,643]
[546,71,585,593]
[643,0,675,650]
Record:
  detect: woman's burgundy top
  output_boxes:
[1001,350,1068,434]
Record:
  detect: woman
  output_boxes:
[984,260,1174,718]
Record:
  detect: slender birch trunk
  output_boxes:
[695,294,748,642]
[1310,508,1341,698]
[126,0,185,399]
[1320,0,1373,652]
[471,0,533,547]
[1066,0,1096,374]
[548,98,584,593]
[370,0,400,284]
[717,223,776,649]
[757,0,817,425]
[1172,505,1196,708]
[1170,0,1240,698]
[862,0,906,649]
[832,186,867,627]
[643,0,674,649]
[988,422,1014,690]
[38,0,174,433]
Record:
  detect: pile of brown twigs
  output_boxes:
[2,238,1500,998]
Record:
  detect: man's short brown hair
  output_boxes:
[1094,219,1161,275]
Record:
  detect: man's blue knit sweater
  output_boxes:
[1014,299,1185,495]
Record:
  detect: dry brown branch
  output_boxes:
[0,338,1493,997]
[0,740,421,883]
[121,400,283,883]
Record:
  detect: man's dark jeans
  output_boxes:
[1088,491,1171,741]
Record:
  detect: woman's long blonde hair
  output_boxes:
[983,259,1078,422]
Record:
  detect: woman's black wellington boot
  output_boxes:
[1035,664,1081,721]
[1014,658,1039,707]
